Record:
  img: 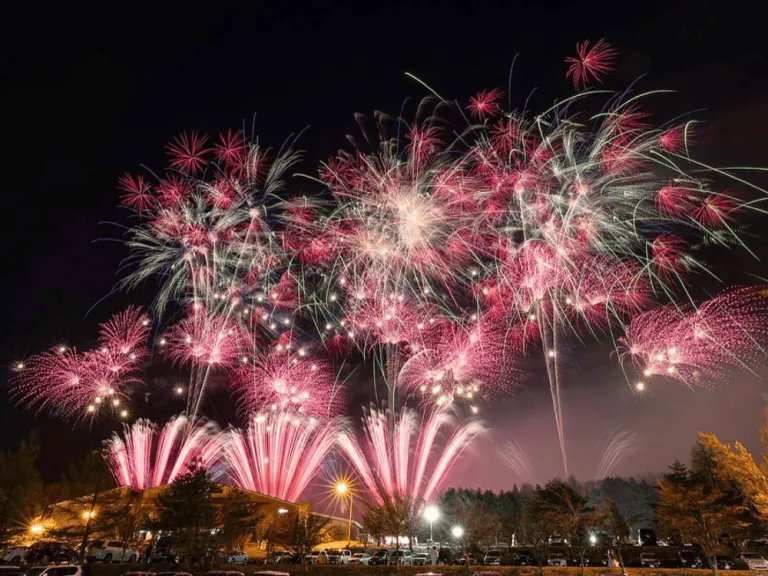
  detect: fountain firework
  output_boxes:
[338,407,484,505]
[223,413,342,502]
[105,415,222,489]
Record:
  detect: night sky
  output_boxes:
[3,0,768,487]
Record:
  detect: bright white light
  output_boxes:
[589,533,597,545]
[451,525,464,539]
[423,505,439,523]
[635,382,645,392]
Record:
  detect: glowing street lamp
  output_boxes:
[451,525,464,539]
[30,524,44,535]
[423,505,439,542]
[277,508,288,515]
[589,533,598,546]
[335,481,354,542]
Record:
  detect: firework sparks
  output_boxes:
[500,439,536,485]
[621,287,768,389]
[105,415,222,489]
[11,307,150,422]
[338,408,484,505]
[223,413,342,502]
[595,427,639,480]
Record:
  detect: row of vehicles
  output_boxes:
[1,539,248,568]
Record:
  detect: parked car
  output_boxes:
[206,572,245,576]
[412,553,430,566]
[483,550,502,566]
[25,543,78,565]
[325,549,352,564]
[548,536,568,546]
[570,555,590,567]
[1,547,27,564]
[368,550,390,566]
[304,550,329,565]
[547,553,567,567]
[511,553,535,566]
[223,551,248,565]
[639,552,661,568]
[678,550,705,568]
[0,567,24,576]
[389,550,413,565]
[715,556,736,570]
[85,540,138,563]
[737,552,768,571]
[150,537,178,564]
[348,552,372,565]
[38,566,83,576]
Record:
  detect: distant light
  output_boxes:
[451,525,464,539]
[636,382,645,392]
[548,350,555,358]
[120,410,128,418]
[277,508,288,515]
[589,533,598,545]
[176,386,184,395]
[87,405,95,413]
[30,524,44,535]
[423,505,439,523]
[335,482,348,495]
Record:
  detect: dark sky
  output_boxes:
[2,0,768,486]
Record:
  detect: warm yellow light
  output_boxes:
[335,482,348,495]
[30,524,44,535]
[82,510,96,520]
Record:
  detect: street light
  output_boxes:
[423,505,440,542]
[277,508,288,515]
[30,524,44,535]
[589,533,598,546]
[451,525,464,539]
[335,481,354,542]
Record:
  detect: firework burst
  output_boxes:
[621,287,768,389]
[11,307,150,422]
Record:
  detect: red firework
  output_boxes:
[565,39,618,89]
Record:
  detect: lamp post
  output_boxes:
[335,482,353,542]
[452,526,465,566]
[423,505,439,543]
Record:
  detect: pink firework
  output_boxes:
[467,89,503,120]
[338,408,484,506]
[398,314,522,409]
[233,345,345,419]
[161,307,243,367]
[565,39,618,89]
[105,415,222,489]
[11,307,150,422]
[621,287,768,388]
[223,413,342,501]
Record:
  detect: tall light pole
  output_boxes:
[423,505,439,543]
[335,482,353,542]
